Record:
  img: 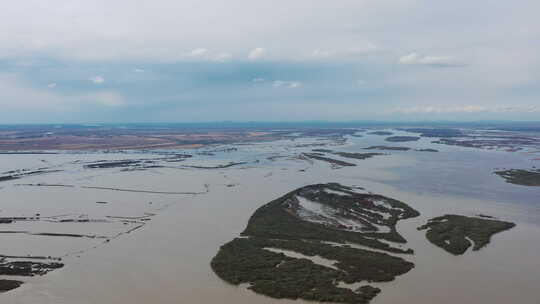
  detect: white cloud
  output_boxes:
[89,76,105,84]
[312,49,334,58]
[311,43,378,59]
[273,80,301,88]
[346,43,378,55]
[399,53,466,67]
[252,77,265,83]
[47,82,57,88]
[0,0,536,69]
[248,48,266,60]
[357,79,366,86]
[212,52,232,62]
[0,1,399,61]
[132,68,145,73]
[184,49,231,62]
[0,1,538,122]
[288,82,301,88]
[393,105,540,114]
[187,48,209,58]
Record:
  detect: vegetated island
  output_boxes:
[367,131,393,136]
[494,169,540,186]
[0,259,63,276]
[400,128,463,138]
[211,183,420,304]
[311,149,385,160]
[431,135,538,151]
[0,257,64,292]
[415,148,439,152]
[333,152,385,159]
[0,280,23,293]
[301,153,356,168]
[0,169,62,183]
[183,161,248,169]
[365,146,411,151]
[417,214,515,255]
[384,136,420,142]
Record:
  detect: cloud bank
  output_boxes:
[0,1,538,122]
[399,53,466,67]
[393,105,540,114]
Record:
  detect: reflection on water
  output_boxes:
[0,133,539,304]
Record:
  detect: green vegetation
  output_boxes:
[184,161,248,169]
[400,128,463,138]
[0,280,22,293]
[385,136,420,142]
[418,214,515,255]
[211,238,414,304]
[243,183,420,246]
[311,150,385,160]
[332,152,384,160]
[0,260,64,276]
[494,169,540,186]
[211,183,420,304]
[302,153,356,167]
[0,176,18,182]
[368,131,393,136]
[365,146,410,151]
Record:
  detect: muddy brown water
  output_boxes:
[1,140,539,304]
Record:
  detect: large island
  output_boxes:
[211,183,420,304]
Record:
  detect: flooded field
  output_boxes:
[1,130,539,304]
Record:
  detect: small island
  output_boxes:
[400,128,463,138]
[0,280,22,293]
[385,136,420,142]
[211,183,420,304]
[418,214,515,255]
[368,131,393,136]
[302,153,356,167]
[311,149,385,160]
[494,169,540,186]
[0,257,64,292]
[415,148,439,152]
[332,151,385,160]
[365,146,410,151]
[0,259,64,276]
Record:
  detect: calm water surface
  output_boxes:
[1,135,539,304]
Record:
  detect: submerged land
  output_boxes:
[0,122,538,303]
[0,122,538,154]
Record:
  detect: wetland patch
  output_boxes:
[211,183,420,304]
[494,169,540,186]
[0,280,23,293]
[365,146,411,151]
[301,153,356,168]
[418,214,515,255]
[384,136,420,142]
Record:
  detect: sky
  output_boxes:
[0,0,539,123]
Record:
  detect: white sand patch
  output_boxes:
[296,195,366,231]
[263,247,339,270]
[324,188,353,196]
